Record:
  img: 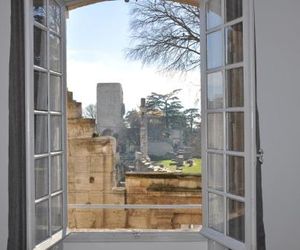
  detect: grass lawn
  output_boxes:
[157,158,201,174]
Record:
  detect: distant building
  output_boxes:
[96,82,125,136]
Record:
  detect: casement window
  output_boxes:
[200,0,256,249]
[25,0,67,249]
[23,0,257,249]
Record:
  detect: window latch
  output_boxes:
[257,149,264,164]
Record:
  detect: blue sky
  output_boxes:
[67,0,200,111]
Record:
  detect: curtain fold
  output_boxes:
[7,0,27,249]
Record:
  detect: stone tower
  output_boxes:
[96,83,124,135]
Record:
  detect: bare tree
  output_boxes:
[126,0,200,73]
[83,104,96,119]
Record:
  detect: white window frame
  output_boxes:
[23,0,257,249]
[199,0,257,249]
[25,0,68,249]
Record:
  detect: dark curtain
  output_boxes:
[7,0,27,249]
[253,3,266,247]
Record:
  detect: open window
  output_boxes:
[24,0,257,249]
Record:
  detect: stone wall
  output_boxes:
[125,173,202,229]
[67,91,126,229]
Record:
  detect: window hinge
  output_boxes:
[257,149,264,164]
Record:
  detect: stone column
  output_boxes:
[140,98,148,158]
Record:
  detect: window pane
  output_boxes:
[51,194,63,234]
[207,113,223,150]
[35,115,48,155]
[227,199,245,242]
[227,156,244,196]
[226,22,243,64]
[34,27,47,68]
[227,112,244,151]
[207,0,222,29]
[207,71,223,109]
[35,200,49,245]
[49,0,61,33]
[51,155,62,192]
[226,0,243,22]
[226,67,244,107]
[34,71,48,111]
[208,153,223,191]
[50,34,61,72]
[207,30,223,69]
[33,0,46,25]
[50,75,61,111]
[51,115,62,152]
[208,193,224,233]
[35,157,49,199]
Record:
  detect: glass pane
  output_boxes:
[227,112,244,151]
[226,22,243,64]
[208,193,224,233]
[51,194,63,234]
[34,27,47,68]
[207,30,223,69]
[35,157,49,199]
[33,0,46,25]
[226,67,244,107]
[51,115,62,152]
[35,200,49,245]
[50,34,61,72]
[51,154,62,192]
[227,199,245,242]
[50,75,61,111]
[227,156,244,196]
[207,0,222,29]
[207,71,223,109]
[207,113,223,150]
[35,115,48,155]
[49,0,61,33]
[34,71,48,111]
[208,153,223,191]
[226,0,243,22]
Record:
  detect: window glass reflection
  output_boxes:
[35,200,49,245]
[227,155,244,196]
[226,23,243,64]
[49,0,61,33]
[208,71,223,109]
[209,193,224,233]
[50,75,61,111]
[33,0,46,25]
[51,115,62,152]
[227,199,245,242]
[34,27,47,68]
[51,194,63,234]
[208,113,224,150]
[50,34,61,72]
[35,115,48,155]
[35,157,49,199]
[226,0,243,22]
[34,71,48,111]
[208,153,224,191]
[207,31,223,69]
[226,67,244,107]
[227,112,244,152]
[207,0,222,29]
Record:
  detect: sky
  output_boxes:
[67,0,201,112]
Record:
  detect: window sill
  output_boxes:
[63,230,208,243]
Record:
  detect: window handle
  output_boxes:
[257,149,264,164]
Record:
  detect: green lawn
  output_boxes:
[157,158,201,174]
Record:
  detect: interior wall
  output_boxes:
[0,0,10,248]
[255,1,300,249]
